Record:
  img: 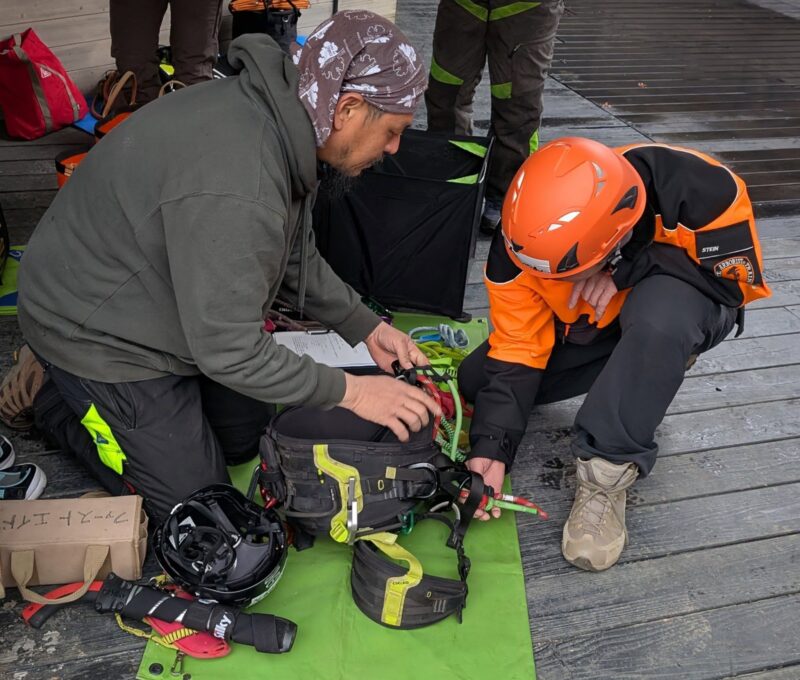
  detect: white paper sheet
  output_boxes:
[272,331,377,368]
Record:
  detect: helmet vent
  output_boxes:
[611,185,639,213]
[592,161,604,179]
[556,242,580,273]
[595,180,606,197]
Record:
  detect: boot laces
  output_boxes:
[572,480,625,538]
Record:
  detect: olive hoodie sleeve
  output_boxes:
[161,193,347,407]
[278,217,382,345]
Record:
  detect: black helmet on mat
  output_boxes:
[153,484,287,607]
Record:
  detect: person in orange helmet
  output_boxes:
[459,137,771,572]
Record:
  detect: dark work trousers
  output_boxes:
[110,0,223,103]
[459,276,738,476]
[425,0,563,202]
[33,364,273,520]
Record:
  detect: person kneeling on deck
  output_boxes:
[10,12,437,519]
[460,137,771,572]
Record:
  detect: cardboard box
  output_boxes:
[0,494,147,592]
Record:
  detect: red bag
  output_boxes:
[0,29,87,140]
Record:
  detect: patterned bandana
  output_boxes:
[292,10,427,147]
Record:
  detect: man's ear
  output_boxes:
[332,93,367,130]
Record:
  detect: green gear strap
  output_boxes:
[429,56,464,86]
[490,82,512,100]
[447,174,479,185]
[366,532,424,627]
[489,1,541,20]
[452,0,489,21]
[529,128,540,154]
[448,140,488,158]
[80,404,127,475]
[313,444,363,543]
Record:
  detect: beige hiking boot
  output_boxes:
[562,457,638,572]
[0,345,45,431]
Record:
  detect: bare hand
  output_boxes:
[339,373,440,442]
[466,457,506,521]
[364,322,429,373]
[568,272,618,320]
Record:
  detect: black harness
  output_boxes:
[252,378,487,629]
[351,508,473,629]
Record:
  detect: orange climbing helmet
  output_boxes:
[501,137,646,279]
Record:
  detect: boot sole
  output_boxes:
[26,465,47,500]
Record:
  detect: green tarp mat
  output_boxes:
[137,314,536,680]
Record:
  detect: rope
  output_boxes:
[113,613,195,650]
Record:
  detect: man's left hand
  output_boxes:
[364,322,429,373]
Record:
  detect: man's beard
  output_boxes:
[322,167,358,199]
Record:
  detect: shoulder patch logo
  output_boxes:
[713,256,755,284]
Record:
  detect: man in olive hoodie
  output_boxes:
[17,12,436,518]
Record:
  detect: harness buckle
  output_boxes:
[406,462,440,499]
[346,476,358,544]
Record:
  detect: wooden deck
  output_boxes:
[2,0,800,677]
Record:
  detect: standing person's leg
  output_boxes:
[41,366,230,520]
[426,0,490,136]
[169,0,224,86]
[483,0,563,230]
[110,0,169,104]
[563,275,737,572]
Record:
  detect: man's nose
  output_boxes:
[384,136,401,155]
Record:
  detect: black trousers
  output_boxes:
[34,365,273,520]
[458,276,738,475]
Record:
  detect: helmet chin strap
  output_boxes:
[604,230,634,274]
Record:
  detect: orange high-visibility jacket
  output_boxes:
[470,143,771,465]
[486,143,770,371]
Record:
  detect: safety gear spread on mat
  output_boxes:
[153,484,287,607]
[351,509,472,629]
[257,405,459,545]
[23,572,297,654]
[501,136,646,279]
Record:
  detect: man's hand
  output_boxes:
[363,322,429,373]
[466,457,506,521]
[339,373,440,442]
[568,271,618,320]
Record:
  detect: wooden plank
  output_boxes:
[0,160,54,176]
[0,191,56,209]
[2,12,112,50]
[532,594,800,680]
[0,127,89,147]
[528,533,800,641]
[526,397,800,455]
[0,174,58,192]
[0,143,90,161]
[731,666,800,680]
[3,209,48,241]
[765,258,800,281]
[693,333,800,373]
[660,364,800,415]
[515,480,800,576]
[0,594,145,675]
[0,0,109,25]
[514,436,800,510]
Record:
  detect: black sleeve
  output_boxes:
[612,241,744,308]
[615,146,746,308]
[468,358,544,468]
